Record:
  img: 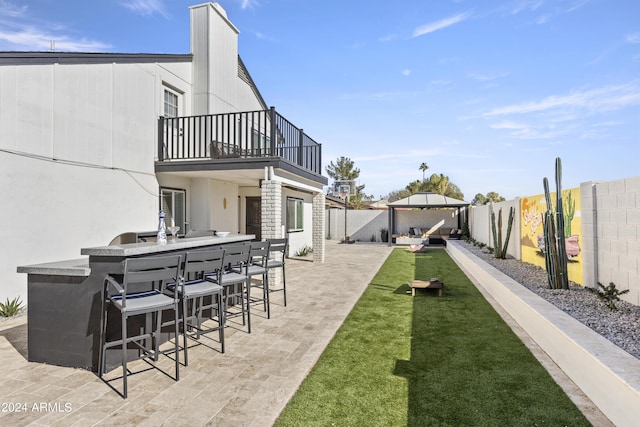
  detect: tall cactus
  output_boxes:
[543,157,569,289]
[490,204,515,259]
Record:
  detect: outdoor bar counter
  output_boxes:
[18,234,254,372]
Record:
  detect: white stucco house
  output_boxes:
[0,2,327,302]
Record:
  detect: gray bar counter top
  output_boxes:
[18,234,254,276]
[80,234,254,256]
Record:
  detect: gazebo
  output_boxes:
[386,192,470,246]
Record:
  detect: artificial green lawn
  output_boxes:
[276,248,590,426]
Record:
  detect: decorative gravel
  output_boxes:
[458,241,640,360]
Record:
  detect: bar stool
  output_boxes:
[243,241,271,318]
[209,244,251,333]
[266,238,288,307]
[98,254,182,399]
[166,248,225,365]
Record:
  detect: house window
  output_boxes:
[164,89,179,118]
[287,197,304,232]
[161,188,186,235]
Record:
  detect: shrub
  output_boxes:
[295,245,313,257]
[0,296,23,317]
[589,282,629,310]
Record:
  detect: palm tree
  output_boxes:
[419,162,429,181]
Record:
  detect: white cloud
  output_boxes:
[480,82,640,118]
[0,1,114,51]
[430,79,453,88]
[121,0,168,19]
[511,0,544,15]
[0,0,27,17]
[239,0,259,10]
[0,27,111,51]
[626,32,640,44]
[402,69,411,76]
[536,14,550,24]
[468,71,510,81]
[379,33,398,42]
[412,11,471,38]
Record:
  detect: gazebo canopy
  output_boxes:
[388,192,469,208]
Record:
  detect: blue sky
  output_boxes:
[1,0,639,201]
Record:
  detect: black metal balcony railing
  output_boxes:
[158,107,322,175]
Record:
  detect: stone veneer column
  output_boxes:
[261,180,282,241]
[261,180,283,286]
[312,192,325,263]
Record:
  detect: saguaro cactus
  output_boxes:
[542,157,569,289]
[490,204,515,259]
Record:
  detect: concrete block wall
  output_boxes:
[585,176,640,304]
[469,176,639,306]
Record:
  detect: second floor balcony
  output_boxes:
[157,107,323,179]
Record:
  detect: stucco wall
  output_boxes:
[1,60,191,302]
[470,199,521,260]
[326,210,388,242]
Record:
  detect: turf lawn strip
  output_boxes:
[275,248,590,426]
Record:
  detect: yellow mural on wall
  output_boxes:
[520,187,583,285]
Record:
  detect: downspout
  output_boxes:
[592,183,599,287]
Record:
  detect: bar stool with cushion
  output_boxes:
[242,241,271,318]
[208,244,251,333]
[166,248,226,366]
[266,238,288,307]
[98,254,182,399]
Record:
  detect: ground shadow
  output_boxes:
[0,321,28,360]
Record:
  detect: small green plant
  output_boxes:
[370,234,376,242]
[295,245,313,257]
[0,296,23,317]
[589,282,629,310]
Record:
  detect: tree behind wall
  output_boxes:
[326,156,371,209]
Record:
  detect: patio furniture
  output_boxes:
[166,248,226,365]
[243,241,271,318]
[98,254,182,398]
[408,278,443,297]
[266,238,288,307]
[210,243,252,333]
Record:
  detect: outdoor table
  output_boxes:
[18,234,254,372]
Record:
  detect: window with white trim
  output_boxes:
[164,89,179,118]
[287,197,304,232]
[161,188,186,235]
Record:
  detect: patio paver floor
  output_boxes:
[0,241,610,426]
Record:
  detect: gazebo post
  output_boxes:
[388,207,394,247]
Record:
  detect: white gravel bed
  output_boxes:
[458,240,640,360]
